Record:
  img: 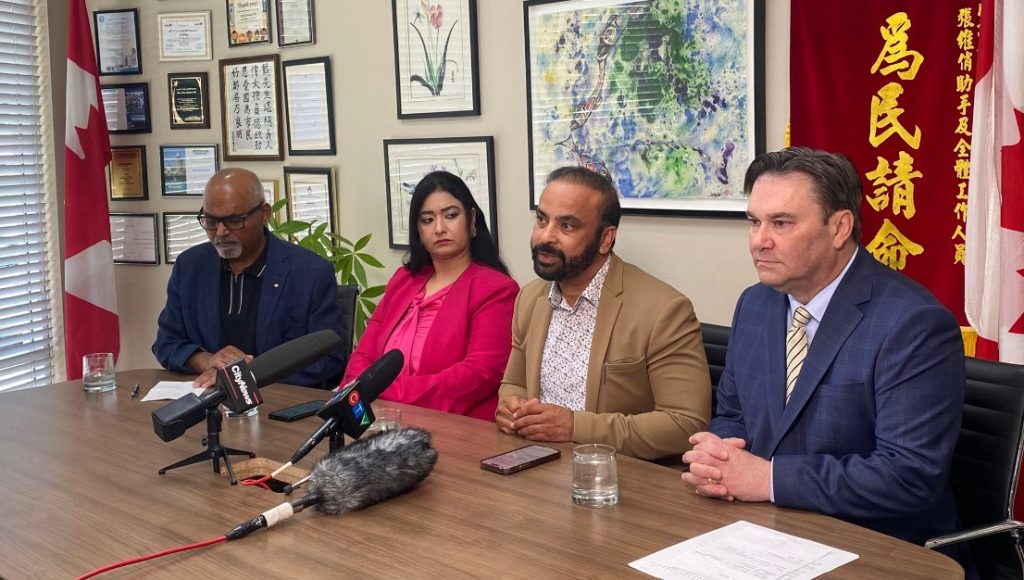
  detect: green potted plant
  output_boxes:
[268,199,385,337]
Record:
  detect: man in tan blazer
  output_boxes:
[496,167,711,460]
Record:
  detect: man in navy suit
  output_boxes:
[682,148,964,546]
[153,168,345,389]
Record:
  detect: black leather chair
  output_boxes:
[700,323,730,417]
[335,284,360,377]
[926,357,1024,579]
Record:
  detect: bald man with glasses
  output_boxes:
[153,168,346,389]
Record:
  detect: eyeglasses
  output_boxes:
[196,203,264,231]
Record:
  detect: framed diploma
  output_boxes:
[219,54,284,161]
[284,166,336,234]
[383,136,496,249]
[168,72,211,129]
[158,12,213,62]
[110,213,159,265]
[282,57,335,155]
[94,9,142,76]
[227,0,271,47]
[101,83,151,134]
[276,0,315,47]
[163,212,210,264]
[261,178,287,222]
[108,146,149,201]
[160,145,220,197]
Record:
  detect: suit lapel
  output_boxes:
[768,249,873,455]
[198,245,222,348]
[256,238,288,352]
[585,255,622,412]
[525,291,553,398]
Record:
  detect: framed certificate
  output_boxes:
[227,0,271,47]
[110,213,159,265]
[261,178,286,222]
[163,212,210,264]
[160,145,220,197]
[108,145,149,201]
[284,167,336,234]
[101,83,151,134]
[282,56,335,155]
[168,72,211,129]
[158,12,213,62]
[94,9,142,76]
[219,54,284,161]
[276,0,315,47]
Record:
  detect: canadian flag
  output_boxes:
[63,0,119,378]
[965,0,1024,364]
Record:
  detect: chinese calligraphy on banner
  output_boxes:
[791,0,979,324]
[219,54,283,161]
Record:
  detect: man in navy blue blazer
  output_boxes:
[152,168,345,389]
[682,148,965,546]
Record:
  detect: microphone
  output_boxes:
[225,427,437,540]
[152,329,342,442]
[287,349,404,466]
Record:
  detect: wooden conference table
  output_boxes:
[0,370,962,579]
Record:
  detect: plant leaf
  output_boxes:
[435,20,459,94]
[353,233,372,251]
[360,284,385,299]
[274,220,311,236]
[353,260,368,288]
[356,253,384,269]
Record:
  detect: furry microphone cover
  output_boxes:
[308,427,438,515]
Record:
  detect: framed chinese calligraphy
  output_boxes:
[524,0,765,216]
[382,137,495,249]
[391,0,480,118]
[284,167,336,234]
[218,54,284,161]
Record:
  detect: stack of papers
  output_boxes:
[140,381,207,402]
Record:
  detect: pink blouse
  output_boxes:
[383,284,452,375]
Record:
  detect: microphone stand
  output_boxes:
[159,407,256,485]
[328,425,347,453]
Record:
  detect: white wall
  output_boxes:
[69,1,790,371]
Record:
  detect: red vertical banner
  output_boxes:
[64,0,120,378]
[791,0,979,324]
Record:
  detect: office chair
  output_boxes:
[926,357,1024,580]
[336,284,360,368]
[700,322,730,417]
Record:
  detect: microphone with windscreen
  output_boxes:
[286,349,404,467]
[151,329,342,442]
[224,427,438,540]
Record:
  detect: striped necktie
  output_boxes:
[785,306,812,404]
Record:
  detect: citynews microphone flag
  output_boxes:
[965,0,1024,364]
[63,0,120,378]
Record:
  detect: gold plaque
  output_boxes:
[109,146,148,200]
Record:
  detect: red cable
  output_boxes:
[76,535,227,579]
[242,474,273,490]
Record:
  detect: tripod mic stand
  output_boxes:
[159,407,255,485]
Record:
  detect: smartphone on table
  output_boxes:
[480,445,561,475]
[268,399,326,422]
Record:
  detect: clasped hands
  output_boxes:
[188,346,255,389]
[681,432,771,502]
[495,395,573,442]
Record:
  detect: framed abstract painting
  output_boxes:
[525,0,765,216]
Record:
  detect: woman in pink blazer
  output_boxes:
[343,171,518,420]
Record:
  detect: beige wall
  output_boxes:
[61,1,790,371]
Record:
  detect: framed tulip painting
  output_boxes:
[524,0,765,216]
[391,0,480,118]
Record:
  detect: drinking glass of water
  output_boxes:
[571,444,618,508]
[82,353,116,393]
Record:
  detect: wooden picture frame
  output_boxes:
[219,54,285,161]
[276,0,316,47]
[157,11,213,62]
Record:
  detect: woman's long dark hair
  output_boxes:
[403,171,509,276]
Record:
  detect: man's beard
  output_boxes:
[212,234,243,259]
[531,230,602,281]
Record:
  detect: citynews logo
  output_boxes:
[230,363,254,406]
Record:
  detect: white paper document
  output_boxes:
[141,381,207,402]
[629,520,858,580]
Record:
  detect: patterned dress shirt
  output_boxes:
[538,258,611,411]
